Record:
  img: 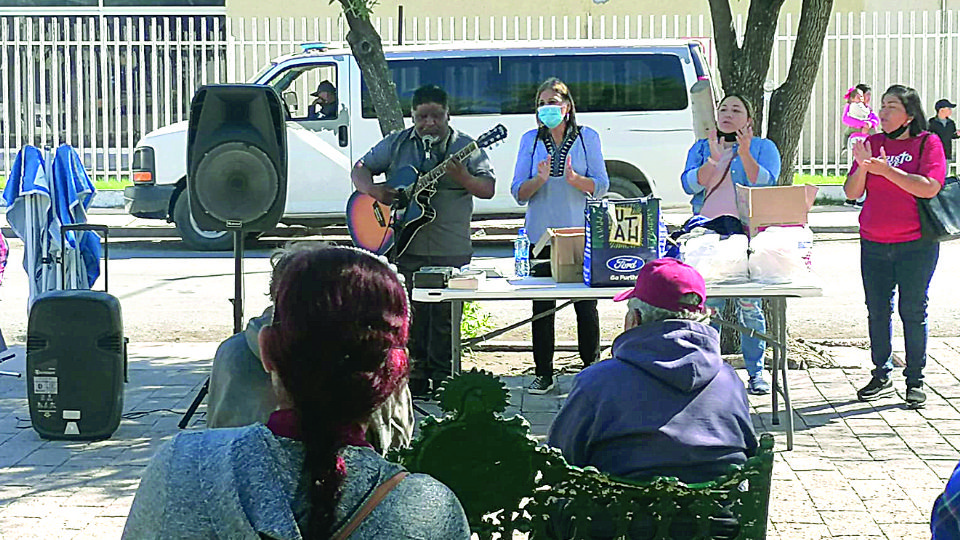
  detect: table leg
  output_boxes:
[771,299,780,426]
[451,300,463,376]
[778,297,794,450]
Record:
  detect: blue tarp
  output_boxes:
[2,145,100,305]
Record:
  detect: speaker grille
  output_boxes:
[97,335,124,354]
[27,336,48,353]
[194,142,279,224]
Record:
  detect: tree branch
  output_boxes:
[735,0,785,130]
[707,0,739,93]
[767,0,835,183]
[336,0,405,136]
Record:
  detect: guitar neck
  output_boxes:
[417,142,479,189]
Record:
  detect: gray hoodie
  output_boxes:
[548,319,758,484]
[122,424,471,539]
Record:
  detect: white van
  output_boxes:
[125,40,713,250]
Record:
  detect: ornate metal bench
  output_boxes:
[391,369,775,539]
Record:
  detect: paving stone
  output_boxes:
[818,510,883,536]
[902,486,947,514]
[807,488,868,511]
[0,517,53,539]
[887,466,944,489]
[772,522,831,539]
[72,516,127,538]
[518,394,561,413]
[781,453,835,471]
[836,460,893,480]
[919,405,960,420]
[925,459,960,481]
[848,479,909,500]
[862,496,926,524]
[15,447,75,467]
[877,522,935,540]
[932,419,960,435]
[868,448,921,461]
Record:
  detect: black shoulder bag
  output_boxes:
[914,133,960,242]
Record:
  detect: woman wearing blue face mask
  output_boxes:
[511,77,610,394]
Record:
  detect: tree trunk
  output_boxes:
[337,1,404,137]
[708,0,834,351]
[708,0,785,132]
[766,0,836,184]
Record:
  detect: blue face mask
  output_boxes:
[537,105,564,129]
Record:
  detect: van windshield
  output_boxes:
[361,52,688,117]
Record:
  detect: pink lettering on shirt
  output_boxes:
[849,132,947,243]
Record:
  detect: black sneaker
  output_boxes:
[857,376,894,401]
[905,386,927,409]
[527,375,555,395]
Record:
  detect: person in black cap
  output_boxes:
[307,80,337,120]
[928,98,960,167]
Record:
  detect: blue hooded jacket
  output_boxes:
[547,319,758,484]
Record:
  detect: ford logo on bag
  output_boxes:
[606,256,644,272]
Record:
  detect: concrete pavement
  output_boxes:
[1,338,959,539]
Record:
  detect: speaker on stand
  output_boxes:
[178,84,287,429]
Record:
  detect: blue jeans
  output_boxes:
[860,238,940,387]
[705,297,766,377]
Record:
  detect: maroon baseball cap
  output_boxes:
[612,258,707,313]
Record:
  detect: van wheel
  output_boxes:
[173,192,233,251]
[606,176,646,199]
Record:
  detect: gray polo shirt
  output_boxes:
[361,127,495,258]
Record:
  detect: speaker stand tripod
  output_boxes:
[179,230,245,429]
[0,353,19,378]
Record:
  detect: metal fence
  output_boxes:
[1,10,958,182]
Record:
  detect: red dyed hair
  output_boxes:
[259,245,409,538]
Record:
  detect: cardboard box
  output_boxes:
[534,227,585,283]
[735,184,819,237]
[583,198,663,287]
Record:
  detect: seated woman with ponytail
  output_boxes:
[123,246,470,540]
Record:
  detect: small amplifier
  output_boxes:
[413,266,456,289]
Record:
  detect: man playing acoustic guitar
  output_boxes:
[351,84,496,398]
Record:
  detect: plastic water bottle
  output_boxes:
[514,228,530,278]
[658,218,668,257]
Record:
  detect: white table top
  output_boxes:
[412,276,823,302]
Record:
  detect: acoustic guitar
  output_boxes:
[346,124,507,257]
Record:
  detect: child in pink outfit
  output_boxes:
[842,86,879,206]
[843,87,879,151]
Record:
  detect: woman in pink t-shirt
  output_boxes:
[844,84,945,409]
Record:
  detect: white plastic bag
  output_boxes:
[748,226,814,284]
[681,232,750,283]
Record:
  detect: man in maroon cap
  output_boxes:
[548,258,758,484]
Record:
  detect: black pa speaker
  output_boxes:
[27,291,125,440]
[187,84,287,232]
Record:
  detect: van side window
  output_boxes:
[360,57,499,118]
[359,52,687,117]
[501,54,687,113]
